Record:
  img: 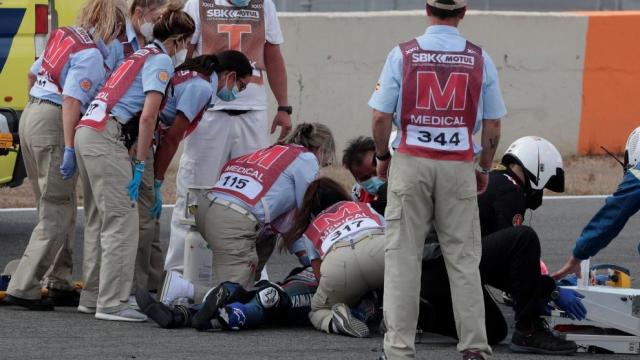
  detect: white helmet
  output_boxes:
[625,127,640,170]
[502,136,565,192]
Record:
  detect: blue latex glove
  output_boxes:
[60,147,76,180]
[554,287,587,320]
[127,161,145,202]
[151,179,163,219]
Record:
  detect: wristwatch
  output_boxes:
[477,165,491,175]
[277,105,293,115]
[375,151,392,161]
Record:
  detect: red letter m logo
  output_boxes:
[416,71,468,111]
[312,202,360,232]
[43,29,76,69]
[238,145,288,170]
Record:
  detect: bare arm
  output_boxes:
[264,42,288,107]
[264,42,291,140]
[372,110,394,179]
[62,96,82,148]
[154,113,190,181]
[135,91,164,162]
[28,72,36,91]
[478,119,501,170]
[372,110,393,155]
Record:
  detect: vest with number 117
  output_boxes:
[398,38,483,162]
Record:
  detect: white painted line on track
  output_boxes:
[0,196,610,213]
[0,204,177,213]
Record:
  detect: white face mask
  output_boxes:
[140,21,154,42]
[172,48,188,67]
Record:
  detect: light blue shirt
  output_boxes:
[29,40,108,109]
[110,42,174,123]
[159,75,213,126]
[212,152,320,225]
[368,25,507,151]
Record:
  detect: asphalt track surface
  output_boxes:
[0,197,639,360]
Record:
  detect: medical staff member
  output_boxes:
[154,51,254,186]
[164,0,291,274]
[553,126,640,280]
[283,178,386,339]
[4,0,125,311]
[74,2,195,322]
[369,0,506,359]
[160,123,334,301]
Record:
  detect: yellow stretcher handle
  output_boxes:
[0,133,13,149]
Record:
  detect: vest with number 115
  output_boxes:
[398,38,483,162]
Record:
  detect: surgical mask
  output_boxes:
[229,0,251,7]
[360,176,385,195]
[172,49,187,67]
[217,74,239,102]
[140,21,154,42]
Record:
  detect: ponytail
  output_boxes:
[282,178,351,251]
[153,0,196,42]
[176,50,253,78]
[77,0,126,42]
[283,123,336,167]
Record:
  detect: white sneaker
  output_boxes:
[160,271,194,306]
[330,303,370,338]
[77,305,96,314]
[95,309,148,322]
[128,295,140,310]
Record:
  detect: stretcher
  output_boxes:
[547,286,640,354]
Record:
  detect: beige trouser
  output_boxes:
[382,153,490,359]
[309,231,385,332]
[75,119,139,313]
[133,149,164,292]
[195,198,259,289]
[7,100,76,300]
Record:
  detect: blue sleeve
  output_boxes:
[175,79,213,121]
[104,39,125,72]
[481,51,507,120]
[292,153,319,208]
[573,168,640,260]
[62,49,106,106]
[368,46,402,114]
[290,236,320,265]
[141,54,173,95]
[31,57,43,75]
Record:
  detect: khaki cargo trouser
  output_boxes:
[8,100,76,299]
[195,197,259,289]
[75,119,138,313]
[309,231,385,333]
[133,149,164,292]
[382,152,491,359]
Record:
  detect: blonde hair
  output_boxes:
[284,123,336,167]
[77,0,127,42]
[151,0,195,42]
[129,0,167,16]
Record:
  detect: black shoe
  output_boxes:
[510,318,577,355]
[191,284,230,331]
[47,287,80,307]
[5,294,54,311]
[462,350,485,360]
[136,288,189,329]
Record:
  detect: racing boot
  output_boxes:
[191,284,231,331]
[329,303,370,338]
[136,288,193,328]
[509,318,577,355]
[159,271,194,306]
[48,287,81,307]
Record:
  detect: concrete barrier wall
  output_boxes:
[265,10,640,156]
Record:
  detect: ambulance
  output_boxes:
[0,0,83,188]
